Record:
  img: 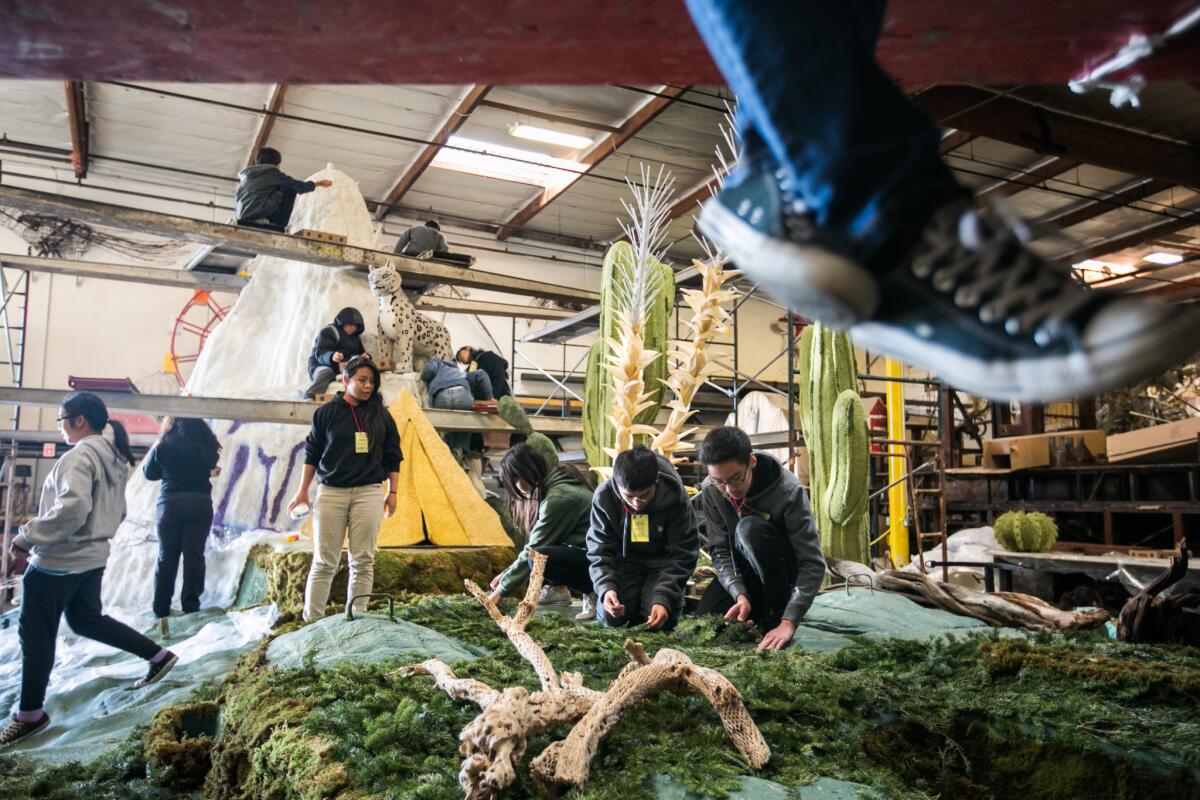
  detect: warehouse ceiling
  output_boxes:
[0,77,1198,302]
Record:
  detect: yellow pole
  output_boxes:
[885,358,909,567]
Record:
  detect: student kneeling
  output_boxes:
[696,426,825,651]
[588,445,698,631]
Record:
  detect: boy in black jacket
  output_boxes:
[305,307,368,399]
[587,445,699,631]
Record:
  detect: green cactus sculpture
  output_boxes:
[796,323,870,562]
[994,511,1058,552]
[582,241,674,467]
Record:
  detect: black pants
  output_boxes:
[153,496,214,618]
[19,566,161,711]
[696,516,798,629]
[594,561,683,632]
[237,187,297,232]
[532,545,593,595]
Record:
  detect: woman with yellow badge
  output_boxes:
[586,445,699,631]
[290,356,401,622]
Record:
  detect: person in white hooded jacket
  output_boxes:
[1,392,178,749]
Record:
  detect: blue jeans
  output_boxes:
[684,0,963,270]
[432,385,474,452]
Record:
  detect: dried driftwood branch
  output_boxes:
[1117,543,1200,645]
[404,552,770,799]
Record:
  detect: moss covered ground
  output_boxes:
[4,594,1200,800]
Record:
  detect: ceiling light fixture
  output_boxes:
[1144,251,1184,265]
[509,124,594,150]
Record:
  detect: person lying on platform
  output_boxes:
[305,307,368,400]
[695,426,825,652]
[455,346,512,399]
[587,445,699,631]
[235,147,332,233]
[488,444,597,619]
[419,357,493,455]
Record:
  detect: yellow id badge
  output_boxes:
[354,431,369,453]
[630,514,650,543]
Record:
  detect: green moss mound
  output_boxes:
[264,545,515,617]
[8,598,1200,800]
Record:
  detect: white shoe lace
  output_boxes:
[910,202,1093,345]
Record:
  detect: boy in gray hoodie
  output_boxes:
[2,392,177,749]
[235,147,332,232]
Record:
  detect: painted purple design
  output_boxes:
[212,444,250,531]
[228,421,244,435]
[270,440,307,525]
[256,447,279,529]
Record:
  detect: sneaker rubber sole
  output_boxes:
[133,653,179,690]
[698,196,879,328]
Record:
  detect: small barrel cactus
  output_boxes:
[994,511,1058,552]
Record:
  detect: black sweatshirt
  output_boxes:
[143,442,220,503]
[304,393,402,487]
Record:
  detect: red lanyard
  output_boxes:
[348,404,363,433]
[730,495,752,516]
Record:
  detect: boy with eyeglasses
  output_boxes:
[697,426,825,651]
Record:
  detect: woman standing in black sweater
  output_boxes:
[143,418,221,630]
[288,356,402,622]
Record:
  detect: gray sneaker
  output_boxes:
[575,593,597,621]
[700,169,1200,401]
[537,585,572,605]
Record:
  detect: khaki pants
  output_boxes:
[302,483,385,621]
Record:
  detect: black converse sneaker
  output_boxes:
[0,713,50,748]
[133,651,178,690]
[699,169,1200,401]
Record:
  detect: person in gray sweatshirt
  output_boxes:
[696,426,826,652]
[235,147,332,232]
[587,445,699,631]
[393,220,449,258]
[1,392,178,749]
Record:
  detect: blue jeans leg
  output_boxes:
[684,0,963,268]
[434,386,474,452]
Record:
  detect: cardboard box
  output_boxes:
[1106,416,1200,463]
[981,430,1106,471]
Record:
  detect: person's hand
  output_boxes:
[332,352,345,363]
[5,544,27,577]
[757,620,796,652]
[287,490,310,515]
[384,492,397,518]
[490,573,502,590]
[315,179,333,188]
[646,603,670,630]
[725,594,753,624]
[602,590,625,619]
[487,591,502,606]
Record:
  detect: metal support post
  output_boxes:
[885,358,910,566]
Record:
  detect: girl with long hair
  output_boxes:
[487,444,597,619]
[288,357,401,622]
[142,417,221,631]
[1,392,177,748]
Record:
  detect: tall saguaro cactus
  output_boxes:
[797,323,870,562]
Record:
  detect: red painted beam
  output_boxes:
[975,156,1079,203]
[244,83,287,170]
[1039,177,1176,230]
[2,2,1198,85]
[63,80,88,178]
[374,84,491,221]
[1061,207,1200,264]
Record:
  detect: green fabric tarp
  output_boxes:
[265,613,486,669]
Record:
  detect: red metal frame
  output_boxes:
[169,289,228,389]
[1,2,1197,85]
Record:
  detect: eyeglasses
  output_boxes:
[55,415,72,423]
[709,470,748,488]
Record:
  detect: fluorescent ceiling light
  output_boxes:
[1144,251,1184,265]
[1072,258,1137,285]
[510,124,593,150]
[431,135,584,188]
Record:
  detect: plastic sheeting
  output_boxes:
[791,588,990,652]
[266,613,485,670]
[0,605,277,765]
[650,774,882,799]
